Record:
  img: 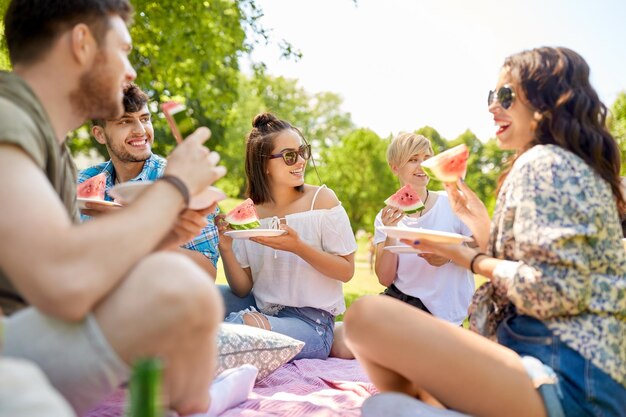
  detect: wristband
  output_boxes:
[158,175,190,208]
[469,252,486,274]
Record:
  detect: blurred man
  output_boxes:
[0,1,243,415]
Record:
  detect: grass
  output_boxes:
[214,199,486,322]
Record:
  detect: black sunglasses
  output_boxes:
[268,144,311,166]
[488,84,516,110]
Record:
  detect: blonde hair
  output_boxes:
[386,132,433,169]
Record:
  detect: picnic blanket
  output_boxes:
[85,358,377,417]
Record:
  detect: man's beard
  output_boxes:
[105,132,152,163]
[70,51,123,121]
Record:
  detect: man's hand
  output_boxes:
[79,201,123,217]
[156,203,217,251]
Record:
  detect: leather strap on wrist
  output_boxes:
[158,175,190,208]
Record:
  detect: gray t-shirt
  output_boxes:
[0,71,79,315]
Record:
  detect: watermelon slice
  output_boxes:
[420,144,469,183]
[161,101,196,143]
[77,173,106,200]
[384,184,424,214]
[225,198,261,230]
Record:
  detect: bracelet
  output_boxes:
[469,252,486,274]
[158,175,190,208]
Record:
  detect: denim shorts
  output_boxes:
[497,314,626,417]
[220,285,335,360]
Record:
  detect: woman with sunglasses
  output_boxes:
[344,47,626,417]
[216,112,357,360]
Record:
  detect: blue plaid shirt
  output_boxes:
[78,154,220,266]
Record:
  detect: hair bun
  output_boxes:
[252,112,279,129]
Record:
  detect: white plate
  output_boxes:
[378,226,472,245]
[383,245,425,254]
[109,181,226,210]
[77,198,122,210]
[224,229,287,239]
[622,238,626,251]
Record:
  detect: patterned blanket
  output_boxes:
[85,358,377,417]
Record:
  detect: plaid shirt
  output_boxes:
[78,154,220,266]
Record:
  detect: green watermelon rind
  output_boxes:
[383,197,425,214]
[229,220,261,230]
[225,198,260,230]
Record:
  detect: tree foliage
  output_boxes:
[609,91,626,175]
[320,129,396,233]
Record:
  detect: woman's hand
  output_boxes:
[381,205,405,226]
[418,253,450,267]
[444,180,491,250]
[401,238,463,265]
[215,213,233,249]
[250,224,302,252]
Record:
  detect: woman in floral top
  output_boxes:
[345,47,626,417]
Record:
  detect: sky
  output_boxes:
[246,0,626,142]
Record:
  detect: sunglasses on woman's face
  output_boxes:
[268,144,311,166]
[488,84,516,109]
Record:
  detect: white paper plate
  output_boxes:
[109,181,226,210]
[224,229,287,239]
[77,197,122,210]
[378,226,472,245]
[383,245,425,254]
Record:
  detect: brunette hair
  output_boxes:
[245,112,307,204]
[4,0,133,65]
[499,46,625,213]
[92,83,148,127]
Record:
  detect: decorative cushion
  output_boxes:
[216,323,304,380]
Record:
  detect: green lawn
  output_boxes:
[215,199,485,322]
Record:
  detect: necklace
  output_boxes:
[419,189,430,217]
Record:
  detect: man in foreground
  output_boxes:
[0,1,255,415]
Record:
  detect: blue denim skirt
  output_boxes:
[497,314,626,417]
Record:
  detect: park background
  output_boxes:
[1,0,625,310]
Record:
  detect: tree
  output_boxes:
[320,129,396,233]
[415,126,446,154]
[609,91,626,175]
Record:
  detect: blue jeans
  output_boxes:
[218,284,257,318]
[219,285,335,360]
[497,314,626,417]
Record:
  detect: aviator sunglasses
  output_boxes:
[487,84,516,110]
[268,144,311,166]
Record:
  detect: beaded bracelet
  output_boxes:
[469,252,486,274]
[158,175,190,208]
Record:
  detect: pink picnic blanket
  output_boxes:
[85,358,377,417]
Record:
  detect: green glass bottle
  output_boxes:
[127,358,164,417]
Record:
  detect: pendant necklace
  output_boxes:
[419,189,430,217]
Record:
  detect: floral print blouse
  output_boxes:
[469,144,626,388]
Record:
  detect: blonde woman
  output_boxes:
[374,133,475,324]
